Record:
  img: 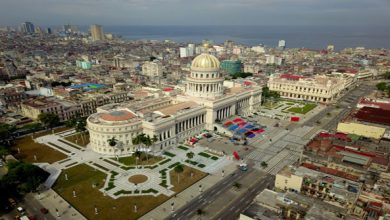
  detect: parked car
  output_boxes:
[40,208,49,214]
[17,207,25,215]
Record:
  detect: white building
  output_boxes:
[87,53,262,155]
[180,47,189,58]
[278,40,286,49]
[142,61,163,78]
[268,74,346,103]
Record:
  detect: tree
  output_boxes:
[261,161,268,168]
[376,82,387,91]
[186,152,195,160]
[75,118,87,143]
[174,164,184,183]
[196,209,205,219]
[231,72,253,79]
[2,161,49,194]
[0,146,10,160]
[38,113,60,129]
[384,72,390,79]
[0,123,15,146]
[107,137,117,147]
[233,182,241,189]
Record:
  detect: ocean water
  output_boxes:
[101,25,390,50]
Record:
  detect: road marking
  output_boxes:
[230,206,235,211]
[240,197,246,202]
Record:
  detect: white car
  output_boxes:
[17,207,25,215]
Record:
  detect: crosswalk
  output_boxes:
[245,126,317,175]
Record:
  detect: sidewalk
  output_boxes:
[139,162,238,220]
[33,189,86,220]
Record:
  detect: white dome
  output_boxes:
[191,53,220,70]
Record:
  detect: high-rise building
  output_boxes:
[180,47,189,58]
[46,28,52,34]
[90,24,104,41]
[187,44,195,56]
[20,22,35,34]
[278,40,286,49]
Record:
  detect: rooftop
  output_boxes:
[100,110,136,122]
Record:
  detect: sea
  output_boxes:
[99,25,390,50]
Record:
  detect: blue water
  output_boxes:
[100,25,390,50]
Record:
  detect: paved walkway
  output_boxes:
[35,132,231,199]
[246,125,320,174]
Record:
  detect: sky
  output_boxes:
[0,0,390,26]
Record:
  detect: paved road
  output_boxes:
[304,83,374,129]
[167,163,255,220]
[212,174,275,220]
[24,194,56,220]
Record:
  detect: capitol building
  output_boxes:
[87,53,262,155]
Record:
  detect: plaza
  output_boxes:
[28,128,231,220]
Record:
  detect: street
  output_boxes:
[167,163,256,220]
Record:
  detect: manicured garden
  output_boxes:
[115,153,163,166]
[53,164,169,220]
[287,103,317,114]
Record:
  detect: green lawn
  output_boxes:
[64,132,90,147]
[53,164,169,220]
[116,154,163,166]
[11,136,67,164]
[169,165,208,193]
[287,103,317,114]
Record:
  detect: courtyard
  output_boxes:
[259,99,321,122]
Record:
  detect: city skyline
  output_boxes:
[0,0,389,26]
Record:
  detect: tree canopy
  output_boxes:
[231,72,253,79]
[376,82,387,91]
[38,113,60,128]
[262,86,280,98]
[1,161,49,194]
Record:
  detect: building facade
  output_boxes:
[142,61,163,78]
[90,24,104,42]
[268,74,345,103]
[87,53,262,155]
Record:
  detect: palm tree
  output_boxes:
[186,152,195,160]
[174,164,184,183]
[143,135,153,162]
[75,118,87,144]
[107,137,117,147]
[134,150,142,166]
[261,161,268,169]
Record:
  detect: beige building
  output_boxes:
[90,24,104,42]
[337,122,386,140]
[87,53,262,155]
[21,97,80,122]
[142,60,163,78]
[268,74,345,103]
[275,165,304,192]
